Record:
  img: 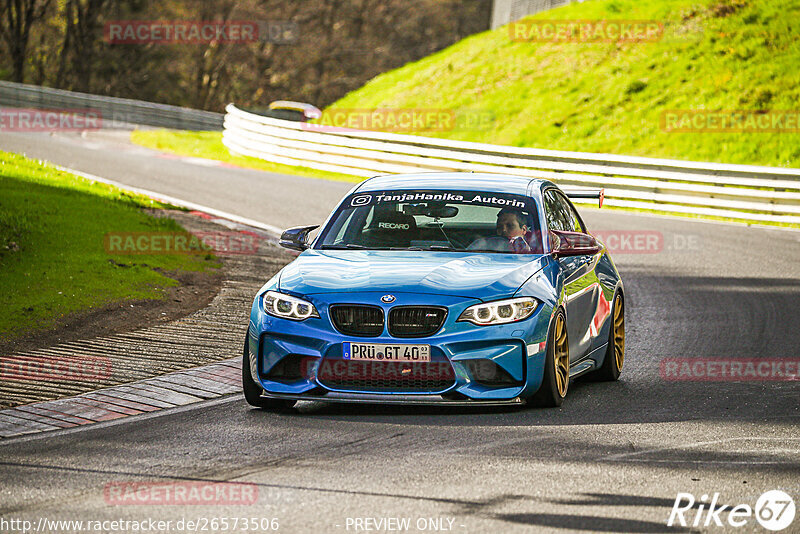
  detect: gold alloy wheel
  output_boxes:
[554,313,570,398]
[613,295,625,371]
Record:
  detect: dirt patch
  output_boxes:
[710,0,748,17]
[0,209,293,410]
[0,267,223,355]
[0,210,231,355]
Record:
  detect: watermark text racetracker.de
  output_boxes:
[0,516,280,533]
[509,19,664,42]
[303,108,494,133]
[104,20,298,44]
[660,358,800,381]
[0,355,111,382]
[591,230,699,254]
[661,110,800,133]
[0,108,199,131]
[104,481,258,506]
[0,108,101,132]
[0,108,225,131]
[103,231,261,256]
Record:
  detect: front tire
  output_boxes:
[530,308,569,407]
[242,336,296,410]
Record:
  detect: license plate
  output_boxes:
[343,342,431,362]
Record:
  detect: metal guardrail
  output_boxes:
[491,0,574,30]
[0,81,223,131]
[222,104,800,224]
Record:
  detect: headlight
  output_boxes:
[457,297,538,326]
[262,291,319,321]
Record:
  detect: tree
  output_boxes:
[0,0,51,83]
[0,0,492,110]
[55,0,108,92]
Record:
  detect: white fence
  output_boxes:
[222,104,800,224]
[491,0,575,29]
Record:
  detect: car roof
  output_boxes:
[355,173,554,196]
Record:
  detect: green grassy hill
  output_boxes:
[327,0,800,167]
[0,152,219,340]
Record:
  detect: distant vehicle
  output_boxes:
[242,173,624,409]
[244,101,322,122]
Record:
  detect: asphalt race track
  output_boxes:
[1,130,799,533]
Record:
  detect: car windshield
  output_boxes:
[317,190,543,254]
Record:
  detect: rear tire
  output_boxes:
[529,308,569,408]
[587,293,624,382]
[242,336,296,411]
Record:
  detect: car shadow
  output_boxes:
[496,513,688,533]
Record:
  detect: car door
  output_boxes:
[543,189,598,361]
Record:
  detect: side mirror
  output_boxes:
[279,225,319,252]
[550,230,602,258]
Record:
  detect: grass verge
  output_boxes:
[130,129,359,183]
[129,0,800,229]
[0,151,220,340]
[328,0,800,168]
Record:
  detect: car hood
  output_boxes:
[278,250,547,300]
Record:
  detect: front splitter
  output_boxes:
[261,391,524,407]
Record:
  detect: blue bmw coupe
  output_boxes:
[243,173,624,409]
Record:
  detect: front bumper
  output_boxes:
[248,291,552,402]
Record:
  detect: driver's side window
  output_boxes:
[544,190,570,231]
[558,192,585,233]
[544,190,585,233]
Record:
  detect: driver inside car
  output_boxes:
[468,207,533,253]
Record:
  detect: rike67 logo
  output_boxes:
[668,490,795,531]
